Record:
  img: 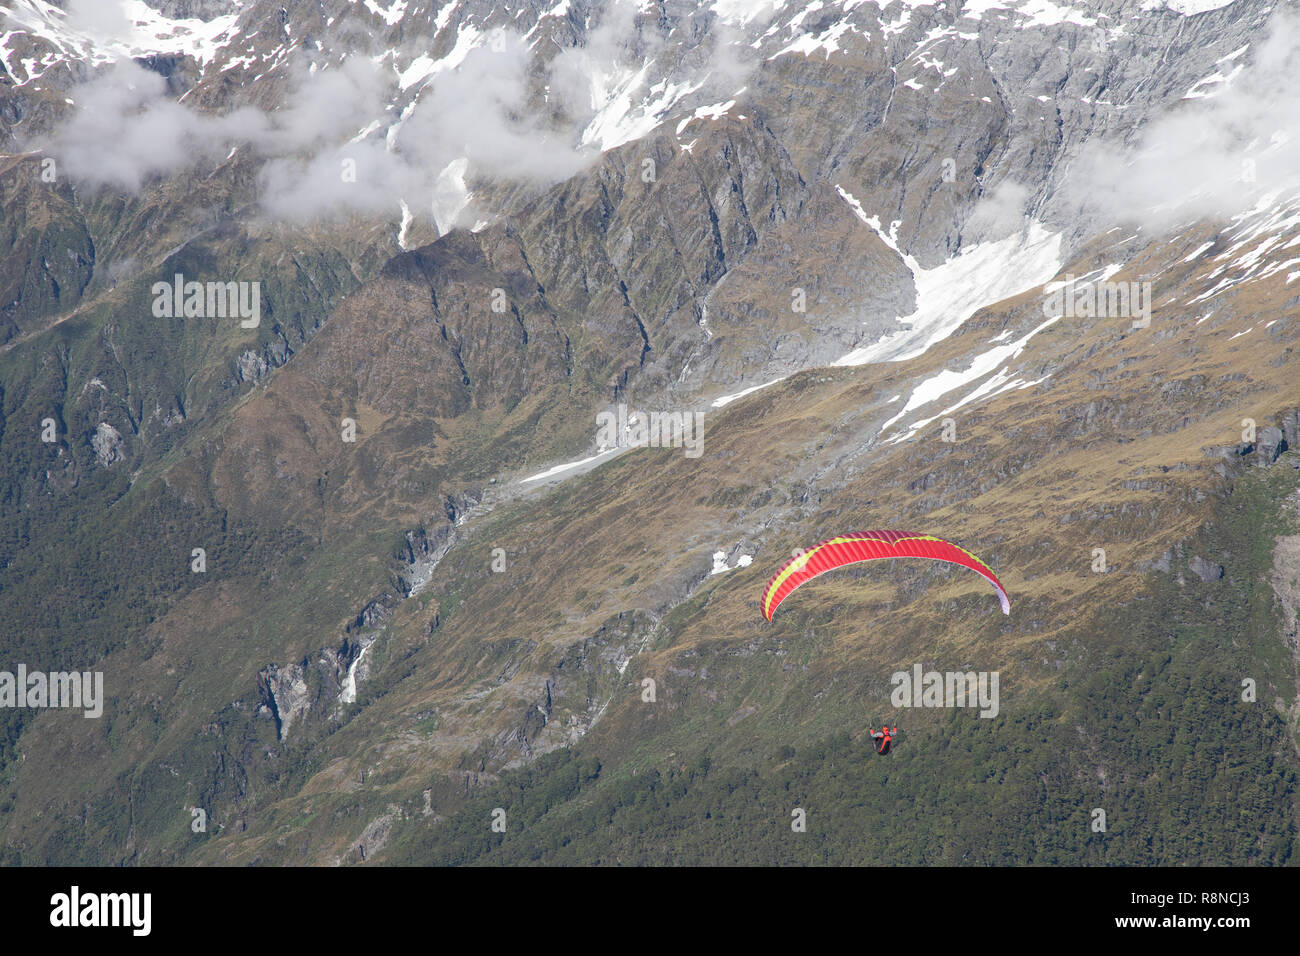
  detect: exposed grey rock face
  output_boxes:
[1282,409,1300,450]
[148,0,236,20]
[1256,426,1286,465]
[349,597,395,633]
[1189,555,1225,582]
[234,350,268,384]
[90,422,124,467]
[492,609,660,769]
[351,804,403,863]
[1202,409,1300,469]
[388,491,485,596]
[257,662,311,741]
[394,523,457,598]
[233,333,293,385]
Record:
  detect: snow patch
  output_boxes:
[712,377,787,408]
[833,217,1062,367]
[711,550,754,575]
[398,22,482,91]
[520,446,627,484]
[880,316,1058,444]
[1144,0,1241,15]
[582,66,704,152]
[1,0,241,80]
[363,0,409,26]
[431,157,471,235]
[675,99,737,135]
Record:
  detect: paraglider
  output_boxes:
[868,726,898,755]
[760,530,1010,621]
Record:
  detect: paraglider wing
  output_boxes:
[760,530,1010,621]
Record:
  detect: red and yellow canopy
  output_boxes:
[760,530,1010,621]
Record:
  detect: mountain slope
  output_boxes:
[0,0,1297,865]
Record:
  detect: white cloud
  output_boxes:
[1066,10,1300,230]
[33,2,752,229]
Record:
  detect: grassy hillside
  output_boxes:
[383,461,1300,865]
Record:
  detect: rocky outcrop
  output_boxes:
[483,610,660,771]
[232,331,294,385]
[1256,426,1287,466]
[257,663,311,742]
[1188,556,1225,583]
[1282,410,1300,450]
[392,492,483,596]
[347,596,395,633]
[1204,409,1299,473]
[90,423,124,468]
[259,636,376,736]
[350,804,403,863]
